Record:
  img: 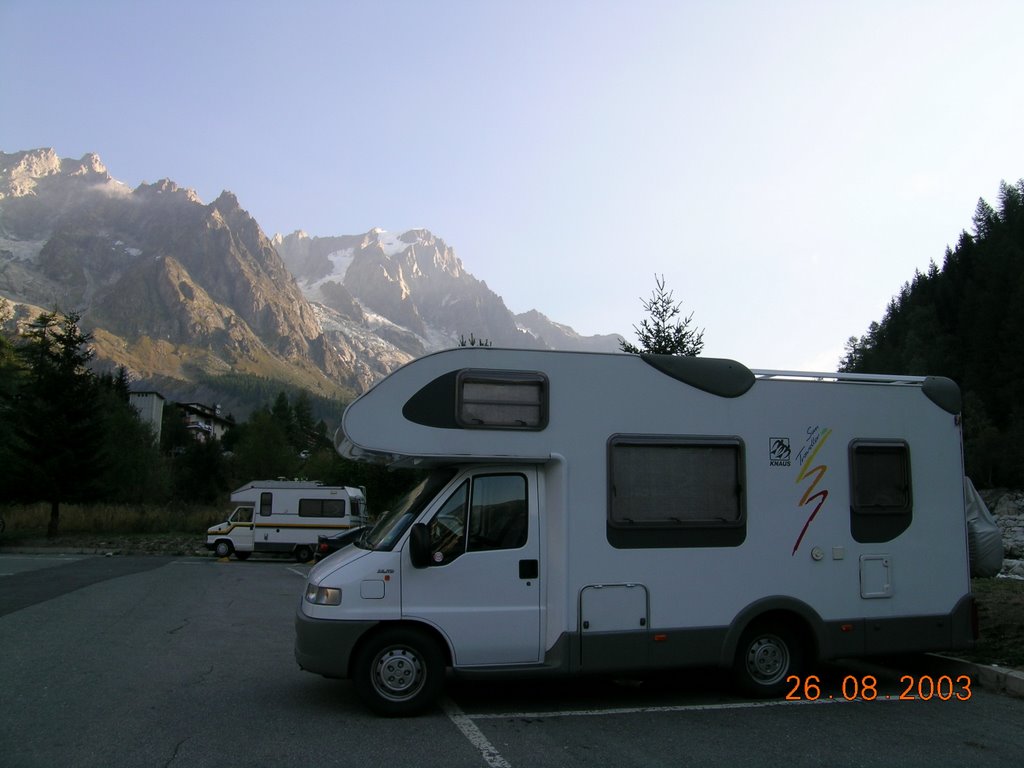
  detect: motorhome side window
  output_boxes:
[456,370,548,429]
[298,498,346,518]
[259,492,272,517]
[608,437,746,549]
[427,474,528,565]
[850,440,912,543]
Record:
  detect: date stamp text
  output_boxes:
[785,674,973,701]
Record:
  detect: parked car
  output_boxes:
[314,526,367,562]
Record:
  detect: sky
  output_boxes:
[2,0,1022,371]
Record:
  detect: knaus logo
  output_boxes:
[769,437,791,467]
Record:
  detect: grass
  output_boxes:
[959,577,1024,670]
[0,502,223,536]
[0,503,223,556]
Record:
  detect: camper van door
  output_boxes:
[230,506,255,551]
[401,467,541,666]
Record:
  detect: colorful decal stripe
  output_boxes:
[209,522,357,535]
[792,428,832,555]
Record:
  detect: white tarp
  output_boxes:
[965,476,1004,578]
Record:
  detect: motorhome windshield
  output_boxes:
[229,506,253,523]
[360,469,456,551]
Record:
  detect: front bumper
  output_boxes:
[294,609,378,679]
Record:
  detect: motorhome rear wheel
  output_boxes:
[733,621,803,697]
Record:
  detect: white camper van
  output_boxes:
[207,481,366,562]
[295,349,975,714]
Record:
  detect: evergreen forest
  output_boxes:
[840,179,1024,486]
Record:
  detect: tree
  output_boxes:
[9,310,105,537]
[840,177,1024,485]
[230,408,300,482]
[620,274,705,356]
[171,438,228,504]
[458,333,492,347]
[0,300,24,494]
[94,372,170,504]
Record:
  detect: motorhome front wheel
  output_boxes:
[353,628,444,716]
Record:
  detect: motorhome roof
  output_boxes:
[336,348,961,468]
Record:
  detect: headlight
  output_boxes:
[305,583,342,606]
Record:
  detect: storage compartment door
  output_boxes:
[580,584,649,671]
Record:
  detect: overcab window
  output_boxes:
[456,370,548,429]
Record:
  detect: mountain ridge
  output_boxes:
[1,148,623,417]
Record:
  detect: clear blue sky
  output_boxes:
[2,0,1021,370]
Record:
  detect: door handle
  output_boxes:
[519,559,538,579]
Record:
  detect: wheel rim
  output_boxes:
[370,645,426,702]
[744,634,790,686]
[215,542,230,557]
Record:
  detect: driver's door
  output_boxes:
[402,468,541,666]
[230,506,254,551]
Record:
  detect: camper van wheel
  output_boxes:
[213,540,232,559]
[733,621,802,698]
[353,628,444,716]
[294,546,313,563]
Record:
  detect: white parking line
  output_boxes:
[444,695,897,766]
[286,567,309,579]
[467,695,896,721]
[442,698,513,768]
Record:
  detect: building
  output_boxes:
[178,402,234,442]
[128,391,165,446]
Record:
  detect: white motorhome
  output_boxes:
[295,348,975,714]
[207,481,366,562]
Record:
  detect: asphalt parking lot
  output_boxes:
[2,553,1023,768]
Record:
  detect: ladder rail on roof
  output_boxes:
[752,369,929,385]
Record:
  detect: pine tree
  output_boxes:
[9,310,105,536]
[620,274,705,356]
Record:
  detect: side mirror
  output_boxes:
[409,523,431,569]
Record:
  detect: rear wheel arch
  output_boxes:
[723,599,822,668]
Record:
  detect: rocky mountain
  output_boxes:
[275,229,623,374]
[0,149,352,414]
[0,148,622,415]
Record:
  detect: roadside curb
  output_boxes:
[926,653,1024,699]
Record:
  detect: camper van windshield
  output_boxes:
[359,469,457,551]
[229,506,253,524]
